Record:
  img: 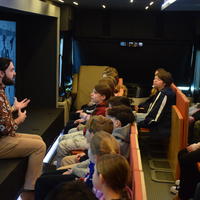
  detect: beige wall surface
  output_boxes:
[0,0,60,17]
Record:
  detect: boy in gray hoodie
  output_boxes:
[106,105,135,159]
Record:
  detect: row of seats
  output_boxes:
[168,84,189,179]
[62,67,196,199]
[71,65,148,200]
[130,123,147,200]
[138,83,190,181]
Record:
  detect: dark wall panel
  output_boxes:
[79,39,192,86]
[16,15,57,108]
[74,10,198,87]
[110,12,156,39]
[0,8,58,108]
[74,10,195,40]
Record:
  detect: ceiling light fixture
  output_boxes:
[130,0,134,3]
[145,6,149,10]
[58,0,64,3]
[102,4,106,8]
[73,1,79,5]
[149,1,154,5]
[161,0,177,10]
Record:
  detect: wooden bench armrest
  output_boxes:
[70,150,85,155]
[134,170,147,200]
[139,128,150,133]
[197,162,200,171]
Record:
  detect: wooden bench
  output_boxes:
[130,123,147,200]
[168,105,183,178]
[73,65,109,110]
[169,84,189,179]
[0,108,64,200]
[137,84,189,180]
[171,83,189,149]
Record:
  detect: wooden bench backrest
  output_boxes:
[168,105,183,179]
[74,65,108,109]
[171,83,189,148]
[130,123,147,200]
[169,83,189,179]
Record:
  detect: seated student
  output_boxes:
[170,142,200,200]
[63,83,113,134]
[93,154,131,200]
[115,80,128,97]
[102,67,119,82]
[134,68,167,119]
[45,180,98,200]
[150,68,167,96]
[89,84,113,116]
[35,131,119,200]
[55,84,113,166]
[107,96,132,108]
[57,115,113,169]
[106,105,135,159]
[76,77,116,123]
[98,77,117,94]
[102,66,128,97]
[194,182,200,200]
[86,131,120,189]
[35,116,113,199]
[187,103,200,144]
[137,70,176,138]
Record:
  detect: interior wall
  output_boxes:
[60,5,73,31]
[0,0,59,18]
[78,39,192,86]
[0,0,60,108]
[74,10,195,40]
[16,15,57,108]
[73,10,198,87]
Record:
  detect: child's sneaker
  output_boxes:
[175,179,180,186]
[170,185,180,195]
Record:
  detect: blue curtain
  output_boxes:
[72,39,83,74]
[193,50,200,92]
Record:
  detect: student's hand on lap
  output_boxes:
[134,105,139,112]
[74,119,85,124]
[80,112,88,120]
[187,143,199,152]
[75,152,86,162]
[76,110,83,113]
[189,116,195,124]
[62,169,72,175]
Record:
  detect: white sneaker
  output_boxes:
[170,185,179,195]
[175,179,180,186]
[52,160,57,166]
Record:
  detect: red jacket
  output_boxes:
[91,102,107,116]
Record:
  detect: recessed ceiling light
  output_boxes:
[161,0,176,10]
[102,4,106,8]
[130,0,134,3]
[149,1,154,6]
[73,1,79,5]
[145,6,149,10]
[58,0,64,3]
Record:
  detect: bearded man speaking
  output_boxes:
[0,57,46,200]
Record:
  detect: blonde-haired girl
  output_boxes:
[102,67,128,97]
[93,154,131,200]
